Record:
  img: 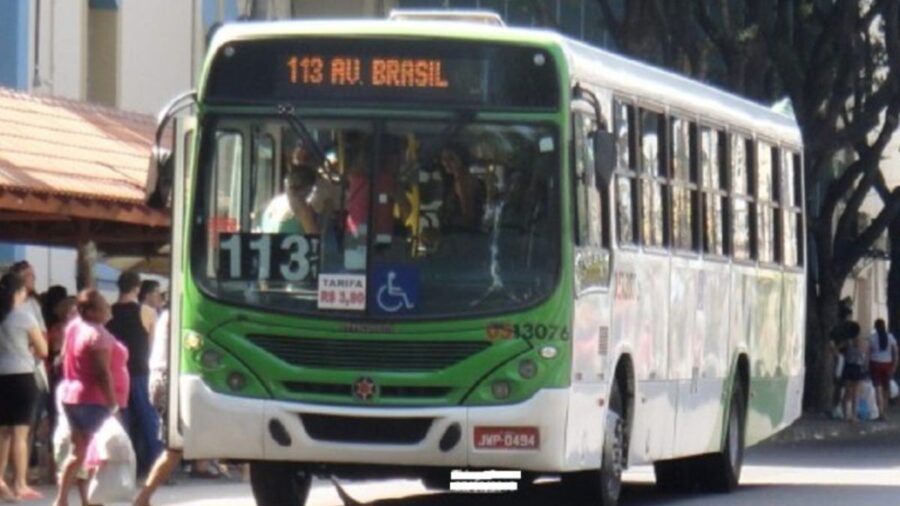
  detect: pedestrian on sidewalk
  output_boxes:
[868,319,898,421]
[106,272,162,477]
[8,262,52,485]
[0,272,48,501]
[841,328,868,422]
[134,309,182,506]
[54,290,126,506]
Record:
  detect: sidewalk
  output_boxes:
[767,404,900,444]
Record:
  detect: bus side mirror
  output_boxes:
[146,147,174,210]
[593,130,616,189]
[146,91,197,210]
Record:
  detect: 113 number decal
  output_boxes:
[219,233,320,282]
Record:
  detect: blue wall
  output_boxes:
[0,0,30,90]
[0,243,25,265]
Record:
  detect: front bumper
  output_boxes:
[180,375,569,472]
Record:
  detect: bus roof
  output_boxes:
[562,38,802,148]
[206,20,801,147]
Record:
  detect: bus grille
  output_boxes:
[299,414,432,444]
[246,336,490,371]
[284,381,452,399]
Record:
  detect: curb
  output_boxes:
[766,405,900,444]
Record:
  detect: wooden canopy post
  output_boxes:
[76,233,97,291]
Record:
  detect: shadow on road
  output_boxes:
[335,478,900,506]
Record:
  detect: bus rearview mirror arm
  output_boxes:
[146,90,197,210]
[572,83,615,190]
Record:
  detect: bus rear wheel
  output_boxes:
[703,378,745,492]
[249,461,312,506]
[562,380,626,506]
[653,378,745,493]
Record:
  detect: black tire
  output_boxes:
[653,379,746,494]
[562,380,626,506]
[421,470,451,491]
[653,457,700,493]
[702,378,745,492]
[249,461,312,506]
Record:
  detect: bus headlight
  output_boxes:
[518,359,537,379]
[491,380,511,400]
[184,330,204,351]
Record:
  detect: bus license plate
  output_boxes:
[474,427,539,450]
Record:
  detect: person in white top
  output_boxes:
[0,272,47,501]
[135,310,186,506]
[867,319,898,421]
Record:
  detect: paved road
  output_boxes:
[35,418,900,506]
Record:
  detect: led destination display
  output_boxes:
[205,38,559,109]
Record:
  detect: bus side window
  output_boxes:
[701,127,727,256]
[614,100,639,246]
[670,116,699,252]
[640,109,667,248]
[756,142,779,264]
[574,113,604,248]
[782,151,803,267]
[731,134,753,261]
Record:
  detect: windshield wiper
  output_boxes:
[277,103,343,183]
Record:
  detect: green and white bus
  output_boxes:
[149,13,805,506]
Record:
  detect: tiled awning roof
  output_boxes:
[0,87,168,227]
[0,88,170,257]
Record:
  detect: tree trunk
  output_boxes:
[888,217,900,335]
[804,275,841,413]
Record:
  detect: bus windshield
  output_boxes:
[192,116,561,319]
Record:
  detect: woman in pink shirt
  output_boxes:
[53,290,127,506]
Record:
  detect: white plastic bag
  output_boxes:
[857,380,880,421]
[890,379,899,400]
[88,460,136,504]
[86,417,136,504]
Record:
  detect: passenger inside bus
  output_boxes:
[259,149,319,234]
[343,134,413,242]
[438,142,486,233]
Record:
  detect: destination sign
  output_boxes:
[286,56,450,89]
[205,38,559,109]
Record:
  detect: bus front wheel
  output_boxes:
[562,380,626,506]
[249,461,312,506]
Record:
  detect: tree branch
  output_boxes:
[833,99,900,255]
[835,187,900,280]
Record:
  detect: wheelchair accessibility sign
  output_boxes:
[372,264,419,314]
